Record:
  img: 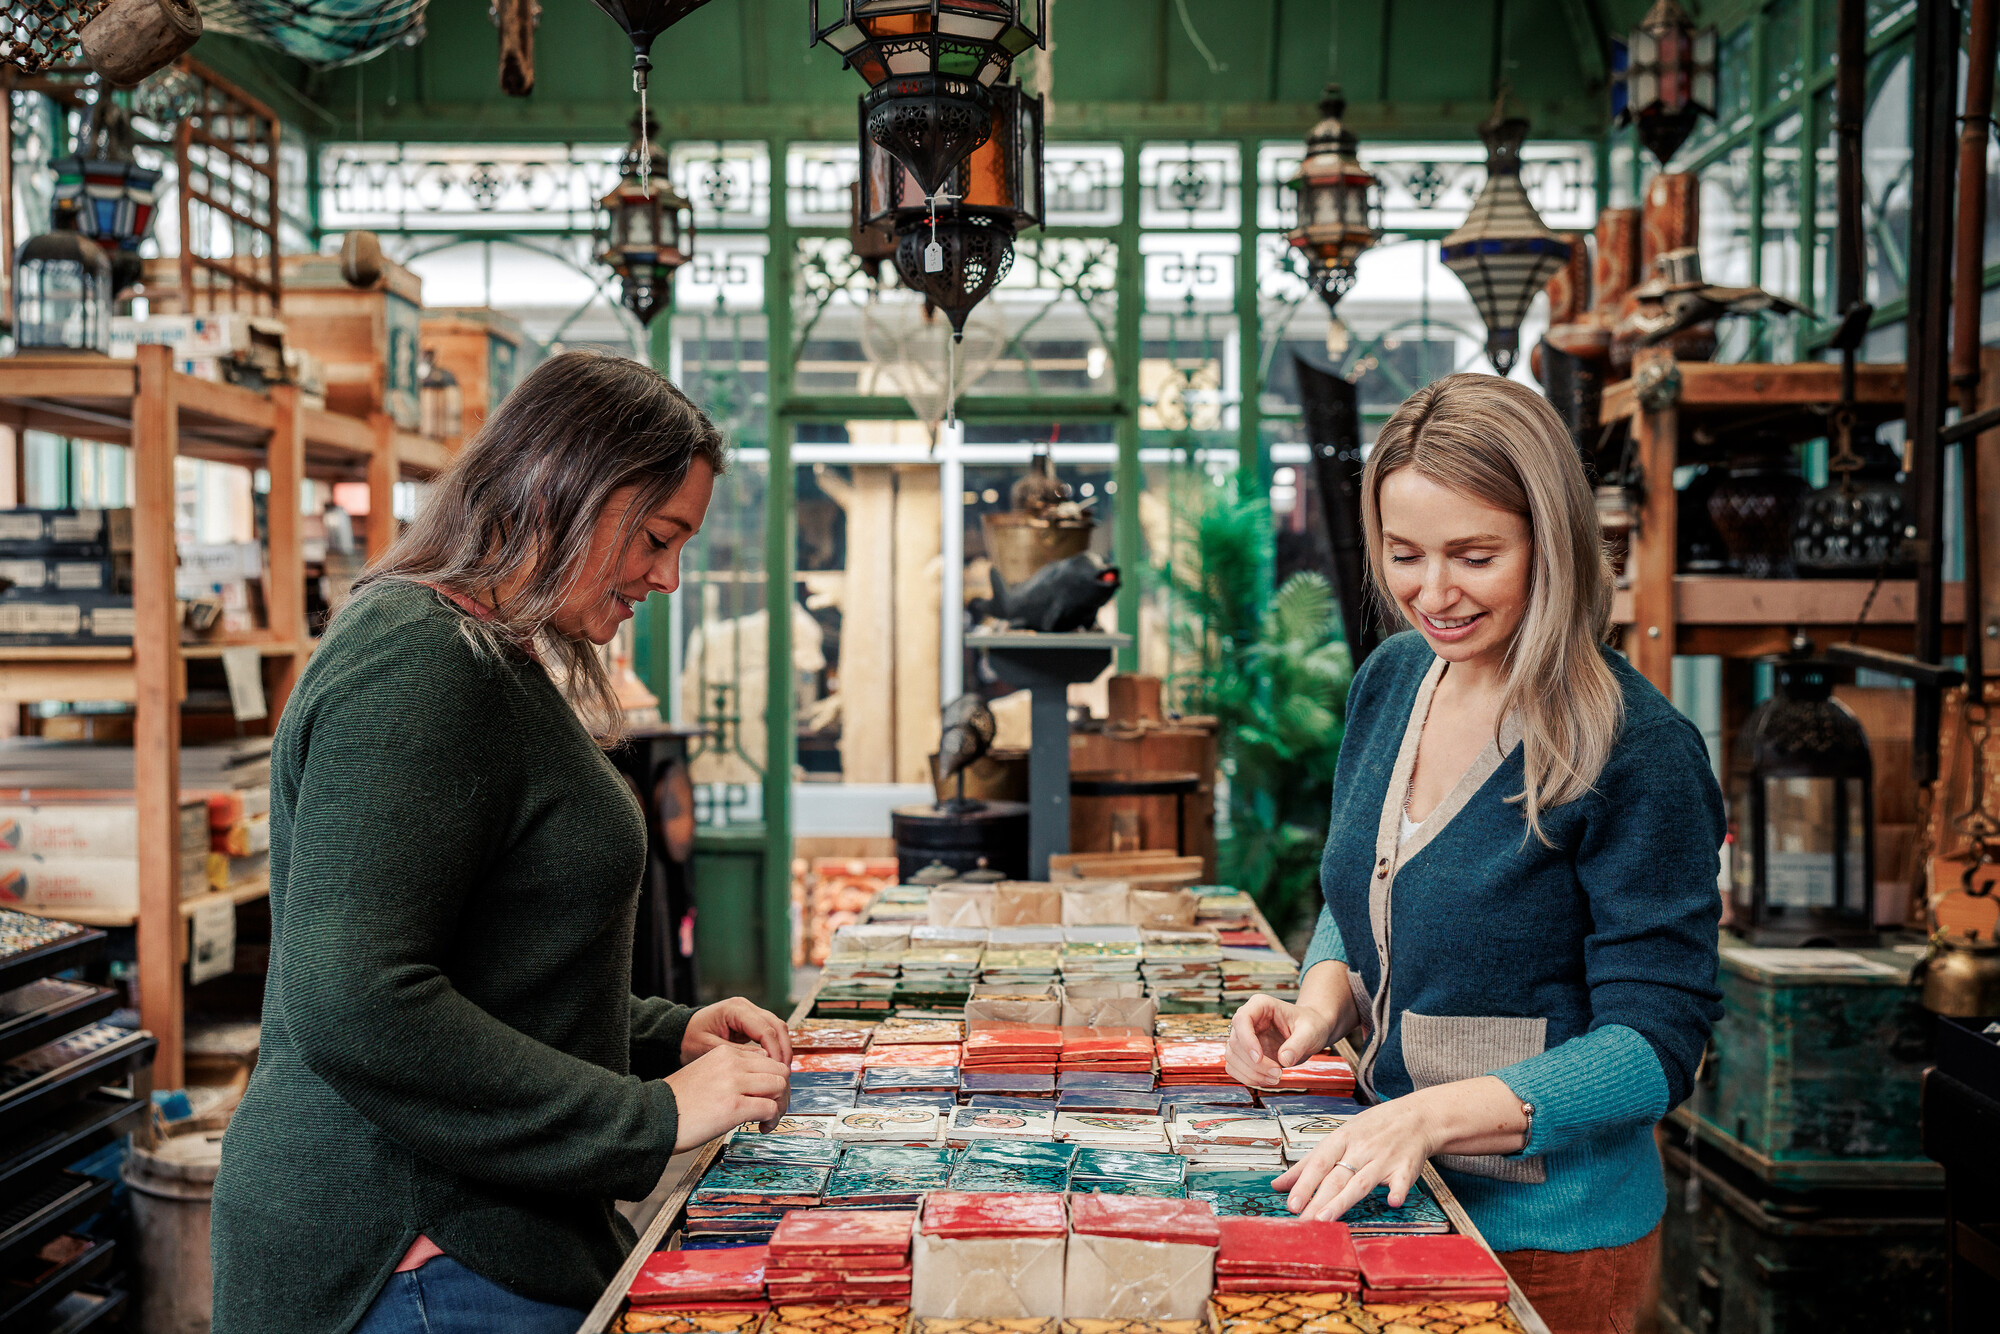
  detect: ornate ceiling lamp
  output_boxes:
[1611,0,1718,166]
[1441,108,1573,376]
[813,0,1045,201]
[859,79,1043,341]
[583,0,716,176]
[595,113,693,326]
[1285,85,1381,315]
[51,103,162,298]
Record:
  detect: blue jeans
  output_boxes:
[353,1256,586,1334]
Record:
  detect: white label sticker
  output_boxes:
[220,646,269,722]
[189,898,236,986]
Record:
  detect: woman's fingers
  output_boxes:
[1226,997,1290,1088]
[728,999,793,1065]
[1283,1131,1348,1213]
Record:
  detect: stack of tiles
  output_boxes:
[1261,1095,1363,1118]
[1213,1217,1359,1293]
[866,883,931,922]
[947,1138,1075,1191]
[962,1071,1057,1100]
[1342,1182,1451,1235]
[1183,1167,1291,1218]
[788,1069,861,1116]
[1354,1235,1510,1303]
[1271,1053,1354,1096]
[1064,1194,1219,1320]
[614,1309,766,1333]
[794,1051,868,1076]
[1057,1072,1161,1116]
[981,927,1064,986]
[1061,927,1144,986]
[945,1104,1060,1149]
[1204,1292,1372,1334]
[624,1246,771,1310]
[910,1192,1069,1318]
[900,929,985,1010]
[1068,1146,1187,1197]
[1166,1111,1284,1170]
[765,1209,917,1305]
[1057,1028,1154,1076]
[860,1040,963,1105]
[1139,932,1223,1009]
[872,1017,966,1045]
[962,1024,1062,1077]
[1053,1112,1171,1153]
[725,1130,844,1170]
[1153,1014,1231,1042]
[913,1320,1057,1334]
[1157,1086,1254,1118]
[766,1307,911,1334]
[789,1020,876,1051]
[826,1145,957,1206]
[1154,1040,1231,1087]
[685,1160,830,1245]
[1191,887,1258,931]
[819,925,908,1014]
[1279,1113,1355,1163]
[1218,949,1299,1003]
[829,1106,946,1146]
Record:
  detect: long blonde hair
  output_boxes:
[1362,372,1622,843]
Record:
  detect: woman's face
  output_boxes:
[556,459,717,645]
[1376,467,1532,673]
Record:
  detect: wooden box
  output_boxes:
[278,253,423,430]
[1067,719,1218,879]
[1688,941,1934,1180]
[421,307,528,441]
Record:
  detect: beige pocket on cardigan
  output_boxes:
[1400,1010,1549,1185]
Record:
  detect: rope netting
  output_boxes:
[2,0,108,74]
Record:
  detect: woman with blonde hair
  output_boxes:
[1225,373,1723,1334]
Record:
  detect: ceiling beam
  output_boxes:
[1555,0,1608,86]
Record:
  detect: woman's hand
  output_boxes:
[1224,994,1339,1089]
[664,1042,791,1150]
[681,997,792,1068]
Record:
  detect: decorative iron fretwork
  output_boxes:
[1256,139,1596,233]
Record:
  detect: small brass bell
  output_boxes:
[1918,932,2000,1018]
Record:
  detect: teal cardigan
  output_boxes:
[1301,630,1724,1254]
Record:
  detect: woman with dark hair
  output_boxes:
[211,351,793,1334]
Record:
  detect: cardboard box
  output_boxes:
[0,508,130,557]
[0,849,212,917]
[0,799,208,858]
[0,591,135,645]
[0,557,117,593]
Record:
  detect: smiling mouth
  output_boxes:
[1420,611,1482,631]
[613,590,640,611]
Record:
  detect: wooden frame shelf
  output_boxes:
[1610,576,1966,660]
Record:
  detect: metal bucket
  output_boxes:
[122,1129,224,1334]
[982,513,1094,588]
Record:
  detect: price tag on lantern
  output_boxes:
[924,240,944,273]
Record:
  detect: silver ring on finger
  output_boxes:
[1333,1160,1361,1173]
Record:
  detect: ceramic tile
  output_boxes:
[1200,1192,1298,1218]
[626,1246,769,1304]
[1183,1167,1284,1194]
[1357,1300,1521,1331]
[1215,1217,1359,1276]
[862,1043,965,1068]
[861,1066,961,1092]
[1205,1292,1373,1334]
[689,1163,830,1206]
[1051,1113,1170,1148]
[968,1095,1060,1111]
[872,1018,966,1044]
[913,1319,1057,1334]
[1261,1096,1363,1117]
[1353,1235,1506,1288]
[766,1305,911,1334]
[1057,1092,1164,1115]
[724,1132,843,1167]
[1067,1193,1219,1246]
[1341,1183,1450,1235]
[1058,1072,1157,1092]
[612,1310,769,1333]
[761,1115,839,1140]
[920,1190,1069,1238]
[1068,1148,1186,1186]
[1057,1319,1204,1334]
[831,1107,945,1142]
[946,1105,1060,1141]
[789,1023,875,1052]
[789,1071,862,1091]
[862,1091,960,1111]
[1165,1115,1282,1148]
[1155,1086,1253,1108]
[787,1089,858,1115]
[767,1208,917,1256]
[826,1145,957,1202]
[793,1052,868,1073]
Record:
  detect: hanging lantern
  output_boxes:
[51,103,162,299]
[1285,84,1381,314]
[861,80,1043,339]
[418,349,462,441]
[582,0,717,154]
[1441,111,1573,376]
[812,0,1045,200]
[1611,0,1719,167]
[1728,656,1877,947]
[13,229,113,354]
[595,114,694,327]
[851,180,899,282]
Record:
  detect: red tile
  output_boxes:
[628,1247,770,1305]
[791,1052,867,1072]
[767,1209,917,1257]
[919,1191,1070,1238]
[1215,1217,1358,1275]
[1353,1235,1507,1289]
[1068,1193,1220,1247]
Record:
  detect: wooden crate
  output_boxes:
[1686,940,1937,1184]
[1068,720,1218,879]
[420,307,528,441]
[278,254,424,430]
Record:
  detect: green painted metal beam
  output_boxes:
[1114,138,1143,676]
[762,136,796,1015]
[780,395,1125,423]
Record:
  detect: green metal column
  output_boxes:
[1236,133,1265,499]
[762,138,797,1013]
[1114,136,1144,675]
[633,315,677,707]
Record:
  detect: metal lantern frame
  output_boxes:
[595,116,695,327]
[1285,84,1382,314]
[1611,0,1719,166]
[1728,657,1877,947]
[1440,113,1573,376]
[810,0,1045,90]
[13,228,114,354]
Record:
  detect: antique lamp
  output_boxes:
[13,228,113,353]
[812,0,1045,199]
[418,350,463,441]
[1611,0,1719,167]
[1285,85,1382,314]
[1441,111,1572,376]
[860,80,1043,338]
[596,114,694,326]
[51,105,162,299]
[1728,655,1877,946]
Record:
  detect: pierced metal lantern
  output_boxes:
[13,229,113,353]
[51,106,162,299]
[1441,113,1572,377]
[1728,657,1877,947]
[1611,0,1719,167]
[1286,84,1381,314]
[861,80,1043,338]
[595,114,694,327]
[813,0,1045,199]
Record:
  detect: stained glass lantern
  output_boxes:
[595,115,694,327]
[1441,113,1573,376]
[861,80,1043,339]
[13,229,113,353]
[1728,656,1877,947]
[50,104,162,298]
[1611,0,1718,167]
[812,0,1045,200]
[1286,85,1381,314]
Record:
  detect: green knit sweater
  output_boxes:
[211,580,693,1333]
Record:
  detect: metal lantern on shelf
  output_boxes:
[860,79,1043,339]
[418,349,462,441]
[595,114,694,327]
[13,228,114,353]
[1728,656,1877,947]
[1611,0,1718,167]
[812,0,1045,200]
[51,104,162,299]
[1441,111,1573,377]
[1285,84,1381,314]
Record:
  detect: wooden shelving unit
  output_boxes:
[0,346,455,1087]
[1599,357,1961,692]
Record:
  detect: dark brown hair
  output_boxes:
[351,349,727,736]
